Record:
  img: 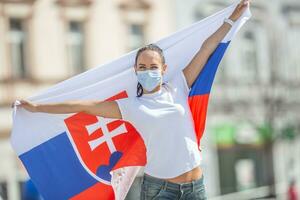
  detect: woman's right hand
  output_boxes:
[11,99,122,119]
[17,99,38,113]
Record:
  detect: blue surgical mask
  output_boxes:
[136,69,162,92]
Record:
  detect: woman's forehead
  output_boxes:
[137,50,161,64]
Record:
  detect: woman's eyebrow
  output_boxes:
[137,63,159,67]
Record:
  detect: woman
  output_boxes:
[17,1,250,199]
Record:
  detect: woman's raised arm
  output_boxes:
[183,0,250,88]
[16,99,122,119]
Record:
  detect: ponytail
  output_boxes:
[137,82,144,97]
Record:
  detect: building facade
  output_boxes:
[0,0,175,199]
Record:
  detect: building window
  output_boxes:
[228,29,258,84]
[282,6,300,82]
[241,31,258,81]
[8,18,28,79]
[67,21,85,74]
[118,0,150,51]
[128,24,145,51]
[287,26,300,81]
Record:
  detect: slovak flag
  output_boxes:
[10,2,251,200]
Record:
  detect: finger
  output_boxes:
[238,0,249,9]
[20,99,28,105]
[244,0,250,6]
[240,0,248,6]
[243,0,250,6]
[237,1,245,9]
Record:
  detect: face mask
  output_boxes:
[136,69,162,92]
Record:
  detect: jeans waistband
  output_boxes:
[143,173,204,190]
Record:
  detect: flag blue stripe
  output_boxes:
[189,41,230,96]
[19,132,98,199]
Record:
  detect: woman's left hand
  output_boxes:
[229,0,251,22]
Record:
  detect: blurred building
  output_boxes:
[0,0,299,199]
[0,0,174,199]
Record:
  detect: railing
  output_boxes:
[209,186,273,200]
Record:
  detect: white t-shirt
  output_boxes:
[115,70,202,179]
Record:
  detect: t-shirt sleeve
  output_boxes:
[166,70,191,96]
[115,97,134,122]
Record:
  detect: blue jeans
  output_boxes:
[140,173,207,200]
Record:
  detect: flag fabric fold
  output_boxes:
[10,2,251,200]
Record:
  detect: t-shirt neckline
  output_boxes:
[140,87,163,98]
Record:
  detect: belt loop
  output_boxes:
[143,174,147,184]
[163,180,167,190]
[192,180,195,192]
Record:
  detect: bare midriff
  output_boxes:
[145,165,202,184]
